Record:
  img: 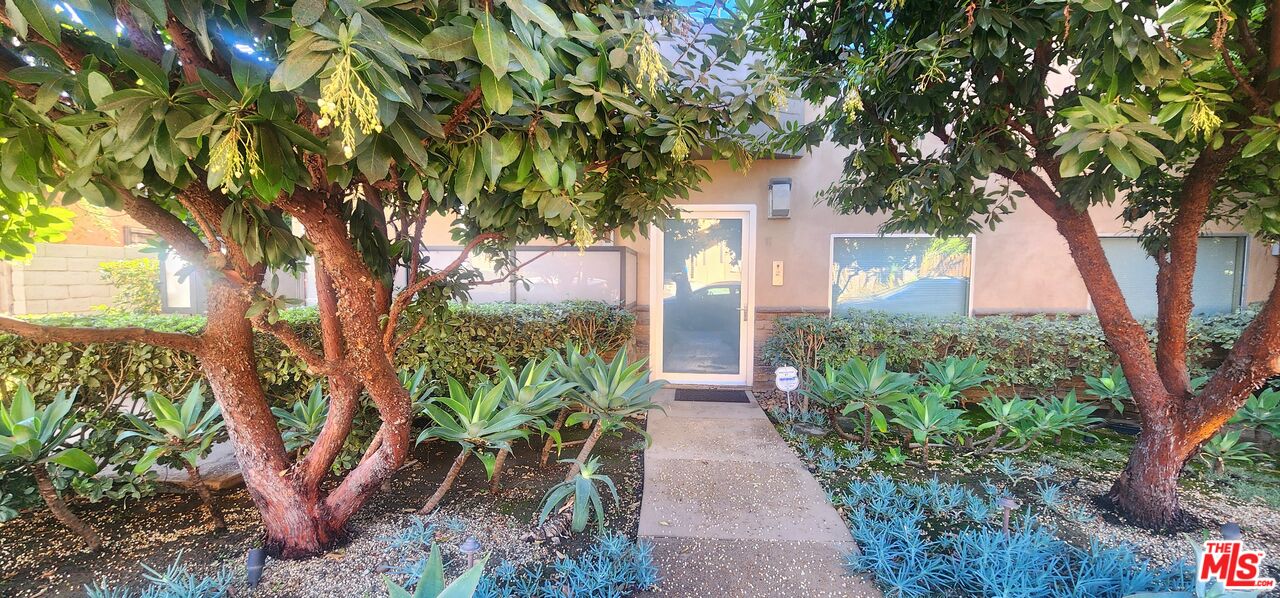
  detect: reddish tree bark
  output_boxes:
[1001,154,1277,529]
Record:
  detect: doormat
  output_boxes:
[674,389,751,403]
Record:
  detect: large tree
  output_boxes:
[0,0,778,555]
[752,0,1280,528]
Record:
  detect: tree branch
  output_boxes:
[166,15,222,84]
[0,315,202,353]
[251,315,333,376]
[1157,143,1239,399]
[299,264,360,486]
[116,2,165,63]
[1190,258,1280,435]
[997,167,1169,411]
[442,86,484,137]
[1223,45,1268,111]
[382,232,504,351]
[111,183,211,267]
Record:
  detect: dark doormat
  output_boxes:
[674,389,751,403]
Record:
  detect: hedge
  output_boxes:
[0,300,634,405]
[0,301,633,508]
[760,309,1252,390]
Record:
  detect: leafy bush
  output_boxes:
[0,301,632,512]
[761,310,1248,390]
[97,258,162,314]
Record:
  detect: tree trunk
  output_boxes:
[489,448,509,494]
[826,407,859,441]
[540,409,569,467]
[565,423,605,481]
[32,465,102,551]
[200,281,347,558]
[861,408,873,448]
[1106,419,1193,529]
[183,461,226,530]
[421,449,470,514]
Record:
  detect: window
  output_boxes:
[830,235,973,316]
[1098,236,1245,319]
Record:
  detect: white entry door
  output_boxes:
[650,205,755,385]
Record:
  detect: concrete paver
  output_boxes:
[637,388,880,597]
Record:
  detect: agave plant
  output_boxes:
[970,394,1038,455]
[920,355,992,401]
[799,365,861,440]
[385,543,486,598]
[120,383,227,530]
[839,354,916,447]
[1042,390,1103,441]
[1231,388,1280,439]
[401,364,437,415]
[488,355,576,494]
[539,456,619,534]
[889,392,968,463]
[0,384,102,549]
[418,378,533,513]
[1198,430,1265,476]
[1083,364,1131,415]
[271,383,328,458]
[553,345,665,480]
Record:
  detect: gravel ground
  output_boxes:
[760,389,1280,587]
[1,423,646,597]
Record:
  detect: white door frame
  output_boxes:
[648,204,756,386]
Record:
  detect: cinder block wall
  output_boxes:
[4,244,146,315]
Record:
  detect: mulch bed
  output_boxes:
[0,422,646,597]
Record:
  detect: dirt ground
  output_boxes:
[0,423,646,597]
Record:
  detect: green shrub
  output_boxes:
[97,257,162,314]
[0,300,633,510]
[761,309,1248,390]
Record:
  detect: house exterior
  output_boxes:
[409,116,1279,389]
[15,103,1275,391]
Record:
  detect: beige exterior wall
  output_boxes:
[611,141,1278,314]
[1,243,147,315]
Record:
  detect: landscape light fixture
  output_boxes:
[997,497,1020,537]
[459,536,481,568]
[246,547,266,587]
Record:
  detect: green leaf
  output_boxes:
[532,148,559,187]
[86,72,113,106]
[12,0,59,44]
[49,448,99,475]
[480,67,513,115]
[270,50,330,92]
[474,12,510,79]
[292,0,325,26]
[116,47,170,91]
[1104,144,1141,178]
[423,25,475,62]
[510,0,565,38]
[453,145,484,204]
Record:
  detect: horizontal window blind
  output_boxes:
[1098,236,1244,319]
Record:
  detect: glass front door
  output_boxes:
[656,212,750,382]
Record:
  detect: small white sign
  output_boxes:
[775,366,799,392]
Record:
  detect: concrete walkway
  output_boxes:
[637,388,880,597]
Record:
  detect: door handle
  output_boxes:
[739,306,747,322]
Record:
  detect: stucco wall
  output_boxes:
[2,244,146,315]
[610,142,1278,313]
